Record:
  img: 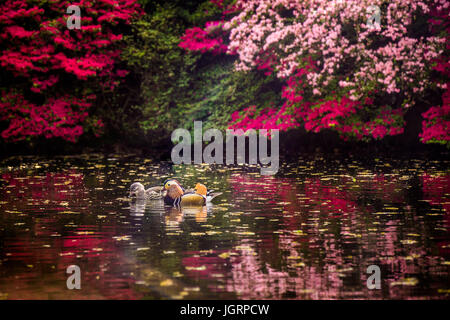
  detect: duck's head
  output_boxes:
[129,182,145,198]
[194,183,207,197]
[163,179,183,190]
[164,179,184,199]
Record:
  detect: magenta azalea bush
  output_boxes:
[181,0,449,145]
[0,0,141,142]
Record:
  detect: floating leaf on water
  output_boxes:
[190,232,205,236]
[237,231,255,236]
[235,245,252,251]
[160,279,174,287]
[373,211,398,215]
[184,287,200,292]
[59,252,75,256]
[390,278,418,287]
[218,252,230,259]
[405,254,421,260]
[206,231,222,235]
[401,239,417,245]
[342,232,362,238]
[185,266,206,271]
[113,236,131,241]
[438,289,450,294]
[59,211,79,214]
[293,262,305,267]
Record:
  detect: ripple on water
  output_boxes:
[0,154,448,299]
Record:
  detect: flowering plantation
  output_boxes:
[419,4,450,146]
[179,21,228,54]
[0,0,141,142]
[0,0,448,149]
[179,0,449,145]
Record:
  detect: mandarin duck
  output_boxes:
[163,179,222,207]
[129,182,164,200]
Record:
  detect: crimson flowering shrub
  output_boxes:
[0,0,141,142]
[181,0,449,145]
[179,21,228,54]
[420,89,450,145]
[178,0,236,55]
[419,4,450,146]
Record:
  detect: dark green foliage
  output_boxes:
[111,2,281,147]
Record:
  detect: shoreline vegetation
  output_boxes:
[0,0,448,159]
[1,127,448,163]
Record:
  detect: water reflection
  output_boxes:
[0,154,448,299]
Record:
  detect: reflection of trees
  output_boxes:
[217,172,450,299]
[421,173,450,257]
[0,170,143,299]
[1,171,86,210]
[421,173,450,216]
[1,163,448,299]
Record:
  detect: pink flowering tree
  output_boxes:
[419,4,450,146]
[181,0,449,145]
[0,0,141,142]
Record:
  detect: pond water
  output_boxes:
[0,154,449,300]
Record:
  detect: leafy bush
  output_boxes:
[0,0,141,143]
[119,2,281,144]
[180,0,449,146]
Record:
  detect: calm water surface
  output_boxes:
[0,154,449,299]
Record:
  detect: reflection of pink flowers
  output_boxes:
[422,174,450,202]
[182,251,230,277]
[421,173,450,216]
[3,225,143,299]
[303,179,357,217]
[1,170,86,204]
[229,174,294,206]
[220,172,449,299]
[0,167,143,299]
